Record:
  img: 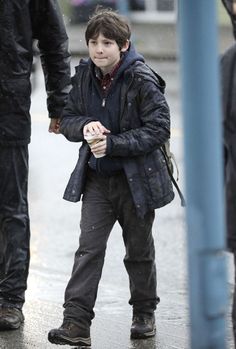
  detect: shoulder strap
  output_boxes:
[161,145,186,207]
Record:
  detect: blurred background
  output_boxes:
[57,0,233,59]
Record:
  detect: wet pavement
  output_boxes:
[0,59,234,348]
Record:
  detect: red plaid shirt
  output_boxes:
[95,60,122,97]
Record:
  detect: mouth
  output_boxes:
[94,57,107,60]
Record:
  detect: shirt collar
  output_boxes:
[95,59,122,81]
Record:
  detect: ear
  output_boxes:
[121,40,130,52]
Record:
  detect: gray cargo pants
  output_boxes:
[63,169,159,329]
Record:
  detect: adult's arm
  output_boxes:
[31,0,71,119]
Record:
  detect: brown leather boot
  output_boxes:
[130,313,156,339]
[48,321,91,347]
[0,307,24,330]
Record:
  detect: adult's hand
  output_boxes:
[49,118,60,134]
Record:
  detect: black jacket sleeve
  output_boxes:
[31,0,71,118]
[60,73,95,142]
[107,79,171,157]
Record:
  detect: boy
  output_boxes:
[48,8,174,347]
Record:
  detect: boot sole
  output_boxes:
[48,332,91,347]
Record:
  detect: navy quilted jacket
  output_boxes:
[60,44,174,217]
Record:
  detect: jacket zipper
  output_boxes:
[102,98,106,107]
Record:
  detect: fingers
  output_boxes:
[90,137,107,157]
[49,118,60,134]
[83,121,110,136]
[83,122,109,158]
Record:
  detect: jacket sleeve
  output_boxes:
[59,74,96,142]
[107,79,171,157]
[31,0,71,118]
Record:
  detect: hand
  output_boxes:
[90,134,107,158]
[83,121,110,136]
[49,118,60,134]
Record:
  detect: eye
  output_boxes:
[104,41,112,46]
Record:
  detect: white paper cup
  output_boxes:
[84,134,105,158]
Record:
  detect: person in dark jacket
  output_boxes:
[221,0,236,346]
[0,0,71,330]
[48,8,174,347]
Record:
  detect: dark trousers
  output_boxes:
[0,146,30,309]
[63,169,159,329]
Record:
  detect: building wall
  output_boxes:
[58,0,235,58]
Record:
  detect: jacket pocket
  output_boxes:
[0,79,31,114]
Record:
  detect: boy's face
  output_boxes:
[88,33,129,75]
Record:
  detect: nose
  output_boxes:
[95,43,103,54]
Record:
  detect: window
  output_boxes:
[130,0,176,23]
[130,0,145,11]
[157,0,174,12]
